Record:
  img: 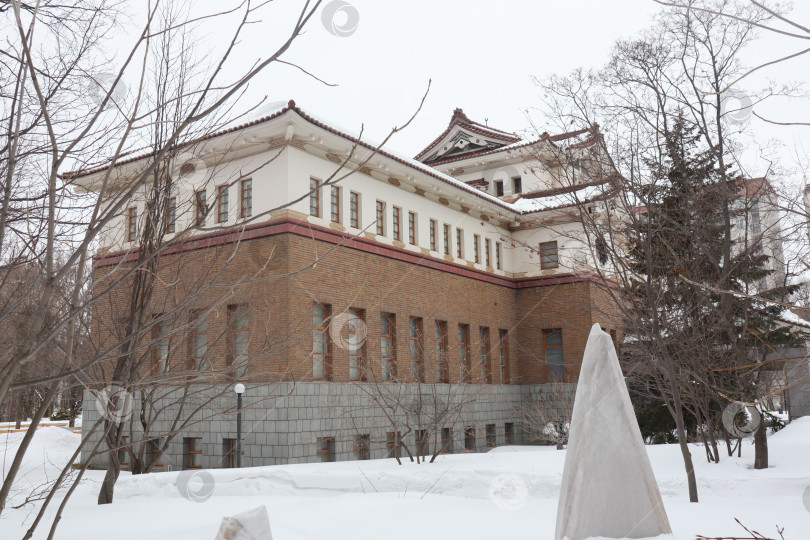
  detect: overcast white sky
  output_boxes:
[119,0,810,179]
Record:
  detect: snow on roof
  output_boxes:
[778,309,810,330]
[511,182,613,213]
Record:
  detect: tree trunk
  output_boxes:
[753,417,768,469]
[97,454,121,505]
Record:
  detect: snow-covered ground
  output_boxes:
[2,419,809,540]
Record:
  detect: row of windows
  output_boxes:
[309,179,508,269]
[318,423,516,462]
[117,436,242,470]
[494,176,522,197]
[126,179,253,242]
[313,304,516,383]
[148,301,565,382]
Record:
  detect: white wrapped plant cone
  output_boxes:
[555,324,671,540]
[214,505,273,540]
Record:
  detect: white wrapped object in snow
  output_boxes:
[555,324,671,540]
[214,505,273,540]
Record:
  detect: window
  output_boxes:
[228,305,249,379]
[495,180,504,197]
[195,190,206,226]
[479,327,491,383]
[190,310,208,370]
[147,438,164,468]
[217,185,229,223]
[751,200,761,234]
[348,308,366,381]
[309,178,320,217]
[118,436,130,468]
[540,241,559,269]
[512,176,522,194]
[458,324,471,382]
[376,200,385,235]
[596,236,608,265]
[486,424,496,448]
[485,238,492,267]
[440,428,453,454]
[380,312,396,381]
[416,429,429,458]
[127,207,137,242]
[317,437,335,462]
[497,329,508,383]
[223,438,238,468]
[443,224,451,255]
[313,304,331,380]
[392,206,402,240]
[409,317,424,382]
[408,211,417,245]
[349,191,360,228]
[456,228,464,258]
[184,437,202,469]
[386,432,402,459]
[152,316,170,374]
[330,185,341,223]
[165,197,176,233]
[434,320,449,383]
[240,178,252,218]
[504,423,514,445]
[473,235,480,263]
[545,329,564,382]
[495,242,502,270]
[464,426,476,451]
[355,434,371,460]
[429,219,437,251]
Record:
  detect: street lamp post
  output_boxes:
[234,383,245,468]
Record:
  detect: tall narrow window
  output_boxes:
[392,206,402,241]
[456,228,464,258]
[441,427,453,454]
[127,207,137,242]
[512,176,522,194]
[751,200,761,233]
[376,200,385,235]
[473,234,480,263]
[408,317,423,382]
[195,190,206,226]
[486,424,496,448]
[408,212,417,245]
[229,305,249,379]
[497,329,508,383]
[355,434,371,460]
[348,308,366,381]
[217,185,229,223]
[504,422,514,445]
[434,320,448,383]
[442,224,451,255]
[540,241,559,269]
[165,197,176,234]
[458,324,471,383]
[429,219,437,251]
[485,238,492,267]
[190,310,208,370]
[240,179,252,218]
[183,437,202,469]
[152,316,170,374]
[313,304,331,380]
[464,426,475,451]
[330,185,341,223]
[309,178,320,217]
[495,242,502,270]
[545,329,564,382]
[380,312,396,381]
[350,191,360,228]
[317,437,335,462]
[118,436,130,469]
[222,438,239,468]
[416,429,429,458]
[479,326,491,383]
[495,180,504,197]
